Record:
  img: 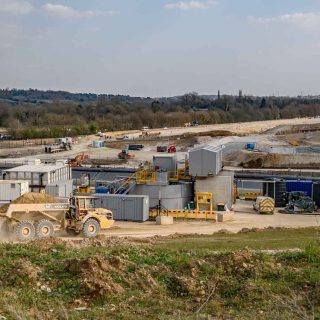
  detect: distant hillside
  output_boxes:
[0,89,319,139]
[0,89,153,105]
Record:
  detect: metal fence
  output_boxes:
[0,138,56,149]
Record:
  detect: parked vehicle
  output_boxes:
[45,142,72,153]
[128,144,144,151]
[168,145,176,153]
[253,196,275,214]
[118,149,135,160]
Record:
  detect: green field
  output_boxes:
[0,228,319,320]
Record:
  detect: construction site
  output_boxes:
[0,117,319,319]
[0,117,319,241]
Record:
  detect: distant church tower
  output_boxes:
[218,90,221,100]
[239,90,243,98]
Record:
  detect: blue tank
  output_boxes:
[95,186,110,194]
[246,143,255,150]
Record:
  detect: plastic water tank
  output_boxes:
[246,143,255,150]
[96,186,109,194]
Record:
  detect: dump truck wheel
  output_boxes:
[15,221,35,242]
[82,219,100,238]
[36,220,54,238]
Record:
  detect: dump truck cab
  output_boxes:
[66,196,114,238]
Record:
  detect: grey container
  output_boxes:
[45,180,73,198]
[189,145,223,177]
[94,194,149,222]
[153,155,177,174]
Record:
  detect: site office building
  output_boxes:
[3,160,71,192]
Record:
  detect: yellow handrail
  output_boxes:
[114,172,137,194]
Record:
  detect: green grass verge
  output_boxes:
[154,227,320,252]
[0,227,318,320]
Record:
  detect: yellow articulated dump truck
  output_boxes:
[253,196,275,215]
[0,195,114,241]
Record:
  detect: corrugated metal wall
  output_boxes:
[189,146,222,177]
[0,181,29,201]
[94,194,149,222]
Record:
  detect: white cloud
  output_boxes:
[42,4,116,18]
[0,0,34,15]
[0,23,24,50]
[250,12,320,30]
[164,1,218,11]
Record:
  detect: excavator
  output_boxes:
[69,153,89,167]
[118,149,135,160]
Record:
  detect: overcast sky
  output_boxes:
[1,0,320,97]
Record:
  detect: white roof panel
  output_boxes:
[190,144,223,153]
[6,164,68,173]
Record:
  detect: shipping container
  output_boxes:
[94,194,149,222]
[0,180,29,202]
[286,180,313,197]
[45,180,73,198]
[189,145,222,177]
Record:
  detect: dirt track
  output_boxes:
[58,201,320,240]
[1,116,319,167]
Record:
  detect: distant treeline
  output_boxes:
[0,90,320,139]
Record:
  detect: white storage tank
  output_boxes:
[129,182,193,210]
[0,180,29,203]
[92,140,104,148]
[189,145,223,177]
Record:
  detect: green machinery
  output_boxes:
[285,192,317,214]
